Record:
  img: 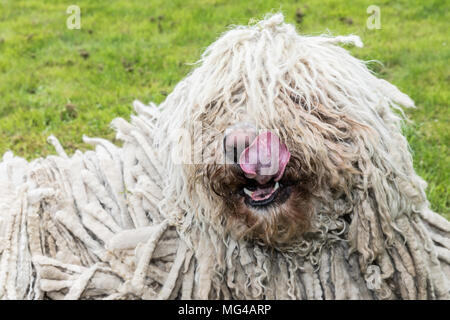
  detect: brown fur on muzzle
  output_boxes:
[204,155,316,245]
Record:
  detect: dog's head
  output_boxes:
[201,100,363,245]
[155,14,420,246]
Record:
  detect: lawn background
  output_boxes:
[0,0,448,217]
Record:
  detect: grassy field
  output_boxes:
[0,0,448,217]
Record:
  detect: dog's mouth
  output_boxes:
[223,128,293,208]
[244,181,280,202]
[240,179,291,207]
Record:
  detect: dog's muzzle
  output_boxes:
[223,123,291,207]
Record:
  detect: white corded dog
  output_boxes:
[0,13,449,299]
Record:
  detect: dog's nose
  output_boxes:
[239,131,291,185]
[223,123,257,164]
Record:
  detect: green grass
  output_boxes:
[0,0,448,217]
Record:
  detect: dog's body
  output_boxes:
[0,14,449,299]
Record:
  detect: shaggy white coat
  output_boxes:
[0,14,449,299]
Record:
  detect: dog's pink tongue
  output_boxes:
[239,131,290,184]
[250,186,278,201]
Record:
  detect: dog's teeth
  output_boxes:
[243,188,253,197]
[274,182,279,191]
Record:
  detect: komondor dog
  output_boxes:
[0,14,449,300]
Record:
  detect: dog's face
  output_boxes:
[197,97,362,245]
[156,17,401,246]
[207,122,313,244]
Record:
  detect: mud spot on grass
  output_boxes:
[79,49,90,59]
[295,8,305,24]
[339,17,354,25]
[121,58,134,72]
[61,103,78,120]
